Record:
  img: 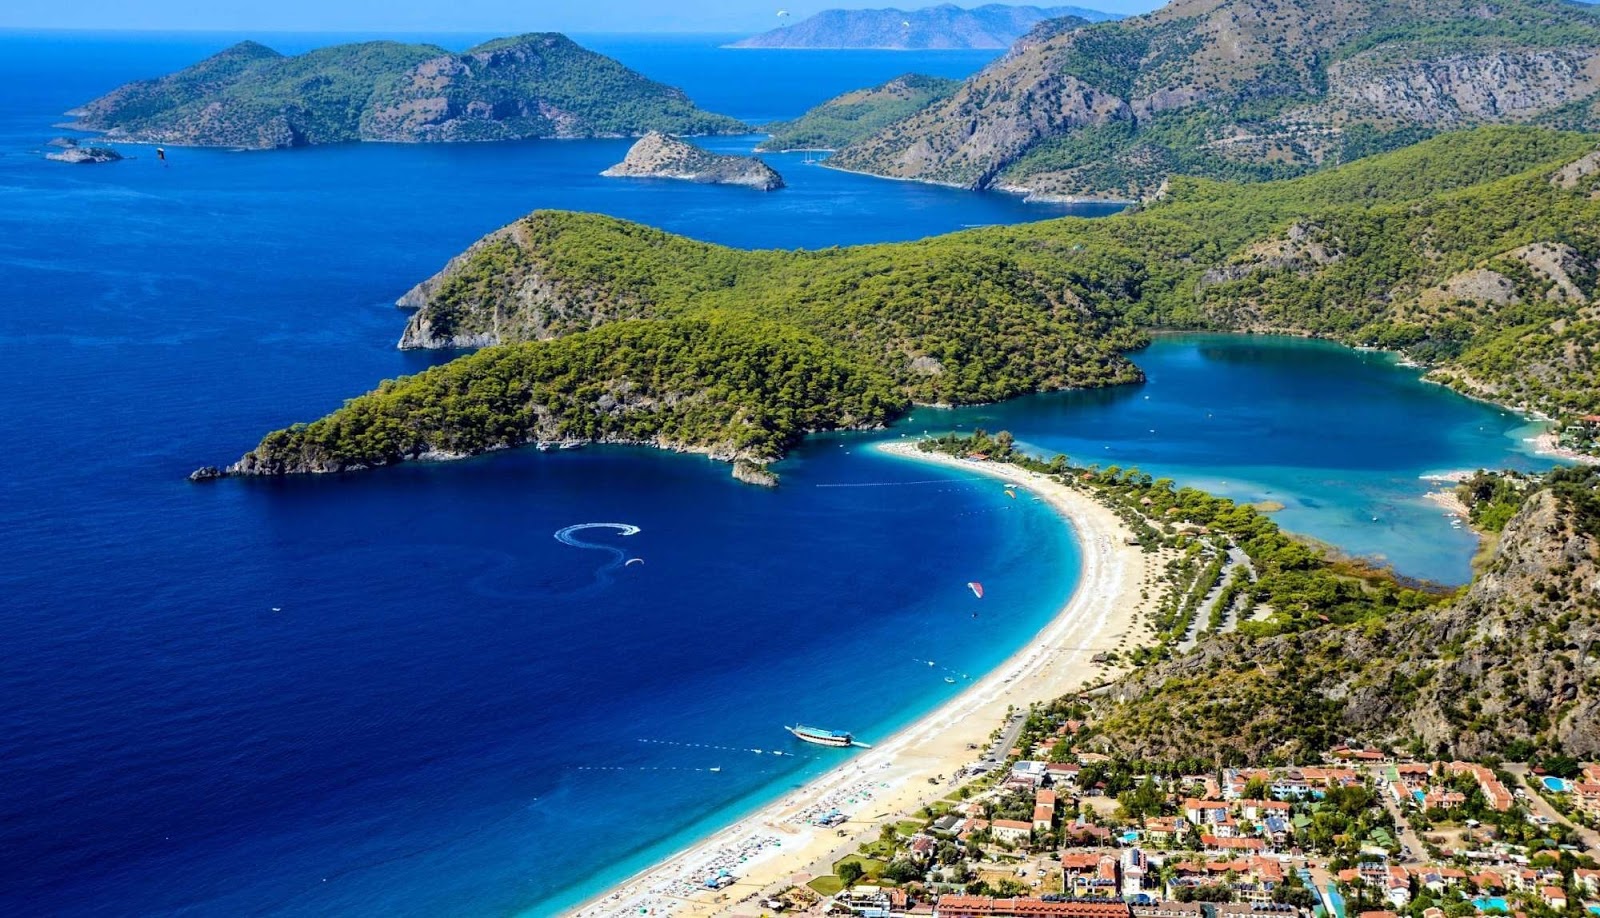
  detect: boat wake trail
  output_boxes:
[553,522,642,592]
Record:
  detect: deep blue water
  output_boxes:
[0,30,1553,918]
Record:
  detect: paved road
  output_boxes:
[992,711,1027,762]
[1366,766,1427,863]
[1178,541,1250,651]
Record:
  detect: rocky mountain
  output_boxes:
[602,132,784,190]
[828,0,1600,200]
[1088,465,1600,762]
[67,34,744,149]
[728,3,1115,50]
[757,74,961,151]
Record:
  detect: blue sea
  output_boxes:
[0,30,1552,917]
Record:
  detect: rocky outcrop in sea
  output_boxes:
[45,145,122,164]
[602,132,783,191]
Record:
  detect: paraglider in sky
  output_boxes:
[625,558,644,567]
[155,147,166,164]
[967,581,984,599]
[777,9,790,16]
[1004,489,1016,500]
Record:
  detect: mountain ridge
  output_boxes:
[728,3,1117,51]
[827,0,1600,199]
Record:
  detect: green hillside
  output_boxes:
[70,33,745,148]
[224,127,1600,478]
[828,0,1600,199]
[757,75,960,152]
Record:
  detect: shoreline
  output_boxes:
[1531,431,1600,466]
[569,440,1154,918]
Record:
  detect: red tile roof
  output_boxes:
[936,896,1133,918]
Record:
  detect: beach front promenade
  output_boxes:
[572,440,1159,918]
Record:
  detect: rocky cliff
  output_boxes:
[829,0,1600,198]
[601,132,784,190]
[1089,468,1600,761]
[68,34,744,149]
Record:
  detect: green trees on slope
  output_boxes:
[240,318,903,473]
[241,127,1600,475]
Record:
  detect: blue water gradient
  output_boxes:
[0,30,1082,917]
[0,30,1555,918]
[917,335,1554,586]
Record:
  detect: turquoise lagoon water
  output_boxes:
[0,30,1557,918]
[916,335,1554,585]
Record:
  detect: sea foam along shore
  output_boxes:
[568,439,1156,918]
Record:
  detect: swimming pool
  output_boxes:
[1544,776,1572,793]
[1475,897,1511,913]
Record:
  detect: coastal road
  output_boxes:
[991,711,1027,763]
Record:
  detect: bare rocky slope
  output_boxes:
[828,0,1600,199]
[601,132,783,190]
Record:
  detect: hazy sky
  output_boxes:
[2,0,1165,34]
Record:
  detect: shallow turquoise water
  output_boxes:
[912,335,1554,585]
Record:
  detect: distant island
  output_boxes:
[66,33,745,149]
[602,132,784,190]
[758,74,959,152]
[826,0,1600,200]
[728,3,1116,50]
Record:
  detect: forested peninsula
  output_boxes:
[67,34,744,148]
[757,75,960,152]
[212,127,1600,481]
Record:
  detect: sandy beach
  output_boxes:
[570,441,1156,918]
[1531,431,1600,466]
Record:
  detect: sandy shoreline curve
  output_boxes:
[568,440,1155,918]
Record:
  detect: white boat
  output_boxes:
[786,724,871,748]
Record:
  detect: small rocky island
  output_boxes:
[601,132,784,190]
[45,142,122,164]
